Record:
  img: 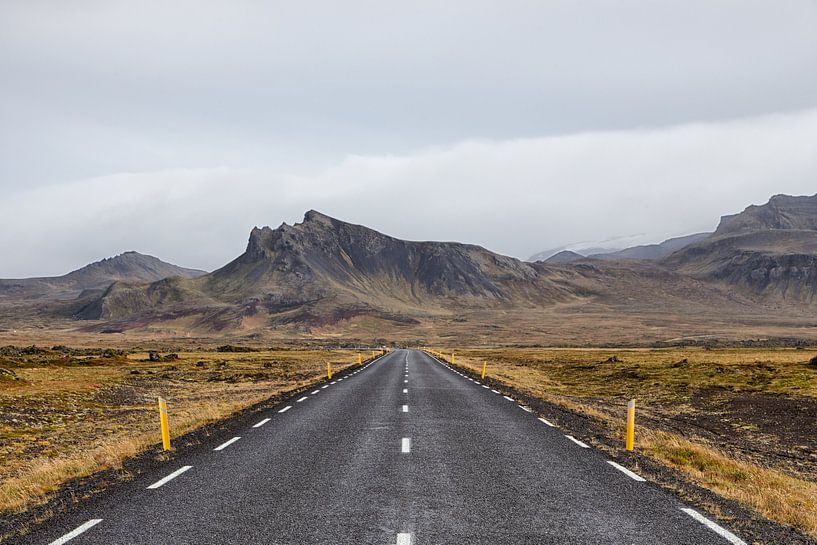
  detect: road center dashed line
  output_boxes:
[403,388,408,393]
[147,465,193,489]
[681,508,747,545]
[214,436,241,451]
[607,460,646,482]
[278,405,292,413]
[252,418,271,428]
[401,437,411,453]
[395,532,412,545]
[48,519,103,545]
[402,405,408,412]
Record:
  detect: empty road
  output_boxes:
[34,349,746,545]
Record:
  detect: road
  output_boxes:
[34,349,746,545]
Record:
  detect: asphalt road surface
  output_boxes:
[34,349,747,545]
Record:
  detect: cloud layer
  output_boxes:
[3,109,816,277]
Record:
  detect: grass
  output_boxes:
[0,346,367,518]
[438,347,817,539]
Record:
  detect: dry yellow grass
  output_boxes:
[0,347,365,517]
[438,347,817,538]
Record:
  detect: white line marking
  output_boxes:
[330,381,337,384]
[278,405,292,413]
[311,390,320,394]
[403,388,408,393]
[253,418,271,428]
[491,389,499,394]
[481,385,489,389]
[296,396,308,402]
[404,379,408,383]
[147,465,193,489]
[538,417,556,427]
[396,533,412,545]
[321,385,329,389]
[503,395,514,401]
[48,519,103,545]
[214,436,241,451]
[518,405,533,412]
[402,405,408,412]
[681,508,747,545]
[607,460,646,482]
[565,435,589,448]
[401,437,411,453]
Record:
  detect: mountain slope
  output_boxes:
[664,194,817,302]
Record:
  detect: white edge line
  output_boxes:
[518,405,533,412]
[503,395,514,401]
[311,390,320,394]
[48,519,103,545]
[565,435,589,448]
[278,405,292,413]
[681,508,747,545]
[321,385,329,389]
[538,417,556,427]
[491,389,499,394]
[146,465,193,489]
[214,436,241,451]
[607,460,646,482]
[296,396,308,402]
[252,417,271,428]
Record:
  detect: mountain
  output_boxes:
[543,250,585,264]
[527,234,654,262]
[664,194,817,301]
[589,233,711,261]
[76,211,586,326]
[0,252,206,301]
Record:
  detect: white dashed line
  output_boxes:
[396,533,412,545]
[278,405,292,413]
[321,385,329,389]
[147,465,193,489]
[214,436,241,451]
[403,388,408,393]
[538,417,556,427]
[253,418,271,428]
[481,385,489,389]
[607,460,646,482]
[503,395,514,401]
[518,405,533,412]
[402,405,408,412]
[404,379,408,383]
[330,381,337,385]
[401,437,411,453]
[296,396,308,402]
[48,519,103,545]
[491,389,499,394]
[311,390,320,395]
[565,435,589,448]
[681,508,747,545]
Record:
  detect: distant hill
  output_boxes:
[0,252,206,301]
[543,250,585,264]
[589,233,711,261]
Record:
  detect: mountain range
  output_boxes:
[2,194,817,344]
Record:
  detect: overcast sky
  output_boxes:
[2,0,817,276]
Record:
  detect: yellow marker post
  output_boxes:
[358,353,363,364]
[626,399,636,451]
[481,361,487,380]
[451,353,455,364]
[158,396,171,451]
[327,362,333,380]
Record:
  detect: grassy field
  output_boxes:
[436,347,817,539]
[0,345,368,519]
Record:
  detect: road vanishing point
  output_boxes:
[35,349,746,545]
